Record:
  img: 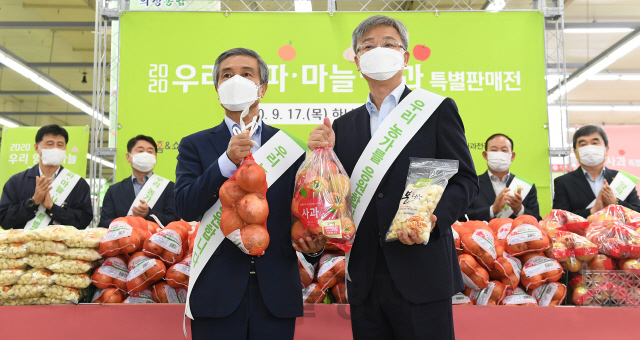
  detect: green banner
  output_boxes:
[0,126,90,197]
[118,11,550,215]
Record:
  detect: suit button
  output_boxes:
[377,193,384,199]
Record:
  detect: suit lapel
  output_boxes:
[605,168,616,183]
[571,168,596,201]
[208,121,231,159]
[261,123,277,145]
[122,177,137,202]
[479,172,497,203]
[353,107,371,157]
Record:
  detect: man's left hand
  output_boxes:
[506,187,523,215]
[132,199,150,217]
[293,234,327,254]
[601,180,617,206]
[398,214,437,245]
[43,192,54,210]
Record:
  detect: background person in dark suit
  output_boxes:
[0,124,92,229]
[99,135,179,228]
[464,134,541,221]
[308,15,478,339]
[174,48,325,340]
[553,124,640,217]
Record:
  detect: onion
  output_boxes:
[236,193,269,225]
[241,224,270,256]
[236,162,267,193]
[219,181,248,208]
[221,208,245,236]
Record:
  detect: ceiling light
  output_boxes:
[0,117,19,128]
[568,105,614,111]
[294,0,312,12]
[485,0,506,12]
[567,105,640,112]
[86,154,116,169]
[0,49,109,127]
[613,105,640,112]
[548,30,640,103]
[588,74,620,80]
[565,28,634,34]
[621,74,640,80]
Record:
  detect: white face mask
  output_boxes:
[487,152,512,172]
[130,152,156,173]
[578,145,606,167]
[40,148,67,166]
[358,47,405,81]
[217,75,260,112]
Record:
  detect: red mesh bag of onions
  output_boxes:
[218,153,270,256]
[291,148,355,252]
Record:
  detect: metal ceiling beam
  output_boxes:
[0,91,100,96]
[546,22,640,30]
[0,62,98,68]
[548,62,587,69]
[22,4,91,10]
[0,45,92,107]
[0,22,102,30]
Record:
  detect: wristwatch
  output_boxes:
[27,198,36,208]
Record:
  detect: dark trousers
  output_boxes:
[350,246,455,340]
[191,274,296,340]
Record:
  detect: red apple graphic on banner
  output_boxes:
[278,42,296,61]
[413,45,431,61]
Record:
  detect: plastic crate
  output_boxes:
[582,270,640,307]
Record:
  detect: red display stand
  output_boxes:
[1,304,640,339]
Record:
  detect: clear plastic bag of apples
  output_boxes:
[291,148,355,252]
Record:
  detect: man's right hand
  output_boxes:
[32,176,52,206]
[308,117,335,149]
[492,188,510,215]
[226,132,254,166]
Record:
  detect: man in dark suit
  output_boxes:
[554,124,640,217]
[0,124,92,229]
[174,48,325,340]
[99,135,179,228]
[309,15,478,339]
[464,134,541,221]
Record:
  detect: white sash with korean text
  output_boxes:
[24,168,82,230]
[586,171,640,209]
[184,130,305,326]
[126,174,171,216]
[345,88,446,284]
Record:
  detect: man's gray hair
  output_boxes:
[212,48,269,88]
[351,15,409,53]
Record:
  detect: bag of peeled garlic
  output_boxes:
[386,158,458,245]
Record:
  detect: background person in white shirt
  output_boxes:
[464,133,541,221]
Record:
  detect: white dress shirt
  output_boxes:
[365,83,405,136]
[583,167,606,197]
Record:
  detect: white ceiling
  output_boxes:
[0,0,638,130]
